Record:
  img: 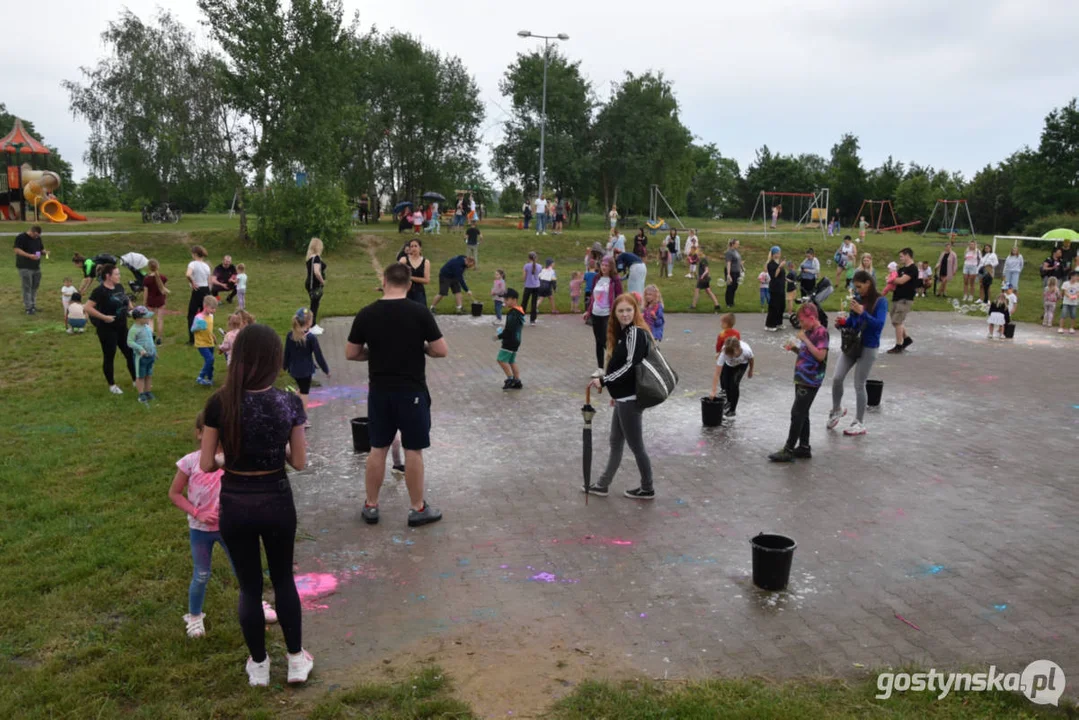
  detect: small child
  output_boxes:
[569,271,584,313]
[497,289,524,389]
[858,215,868,242]
[61,277,76,328]
[491,269,507,321]
[758,270,770,310]
[539,258,558,314]
[191,296,218,386]
[412,208,424,234]
[979,264,995,303]
[1060,270,1079,334]
[66,291,87,333]
[715,312,741,355]
[583,267,597,307]
[235,263,248,310]
[642,284,665,341]
[659,244,671,279]
[785,261,798,313]
[1043,277,1060,327]
[710,336,754,418]
[686,248,699,279]
[882,262,899,294]
[917,262,932,298]
[1004,283,1018,318]
[218,313,243,365]
[284,307,331,420]
[987,290,1010,340]
[128,306,158,403]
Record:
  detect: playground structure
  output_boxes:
[1,119,86,223]
[749,188,829,239]
[647,184,684,231]
[850,199,922,233]
[921,199,975,239]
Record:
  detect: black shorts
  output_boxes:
[555,213,565,223]
[368,386,431,450]
[538,280,553,297]
[293,376,312,394]
[697,279,710,290]
[439,276,462,295]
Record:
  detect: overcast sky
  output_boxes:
[5,0,1079,186]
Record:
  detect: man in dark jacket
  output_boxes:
[429,255,475,313]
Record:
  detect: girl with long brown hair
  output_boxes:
[585,293,655,500]
[199,324,313,687]
[144,258,170,344]
[583,255,623,376]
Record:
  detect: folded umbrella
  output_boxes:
[582,384,598,505]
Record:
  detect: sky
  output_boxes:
[5,0,1079,187]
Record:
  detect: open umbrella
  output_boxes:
[1041,228,1079,241]
[393,200,413,213]
[582,384,598,506]
[422,191,446,202]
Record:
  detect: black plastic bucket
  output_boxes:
[701,396,726,427]
[751,533,797,591]
[350,417,370,453]
[865,379,884,407]
[1003,322,1015,339]
[471,302,483,317]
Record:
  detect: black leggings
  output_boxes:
[720,363,748,413]
[188,286,210,343]
[522,287,539,323]
[219,472,302,661]
[591,314,609,369]
[725,271,741,307]
[785,384,820,450]
[95,320,136,386]
[308,289,323,325]
[766,292,786,328]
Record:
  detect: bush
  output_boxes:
[1021,213,1079,238]
[75,175,123,211]
[252,180,351,253]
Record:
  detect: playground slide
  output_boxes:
[60,203,86,221]
[40,199,68,223]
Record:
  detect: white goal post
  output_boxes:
[992,235,1065,256]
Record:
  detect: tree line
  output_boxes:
[52,0,1079,248]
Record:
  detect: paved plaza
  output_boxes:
[288,310,1077,714]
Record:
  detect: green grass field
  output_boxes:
[1,213,1066,718]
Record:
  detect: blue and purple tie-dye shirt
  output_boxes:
[793,325,829,387]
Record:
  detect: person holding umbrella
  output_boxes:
[583,293,655,500]
[395,201,414,233]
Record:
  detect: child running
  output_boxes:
[1043,277,1060,327]
[491,269,507,321]
[641,285,665,341]
[128,306,158,403]
[497,289,524,389]
[710,336,754,418]
[191,296,218,386]
[284,307,330,420]
[690,250,721,312]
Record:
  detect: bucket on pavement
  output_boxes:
[350,417,370,453]
[1003,322,1015,339]
[471,302,483,317]
[701,395,726,427]
[865,379,884,407]
[751,533,797,591]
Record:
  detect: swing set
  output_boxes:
[921,199,976,239]
[749,188,829,239]
[850,199,922,233]
[646,184,685,231]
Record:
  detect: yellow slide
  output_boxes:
[20,165,85,222]
[40,198,67,222]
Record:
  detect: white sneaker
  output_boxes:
[309,325,324,336]
[287,649,314,683]
[246,656,271,686]
[827,408,847,430]
[591,368,604,379]
[66,327,73,334]
[262,601,278,624]
[183,613,205,638]
[844,421,868,436]
[109,385,123,395]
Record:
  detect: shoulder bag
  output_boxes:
[635,331,679,409]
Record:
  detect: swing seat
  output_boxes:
[646,218,667,231]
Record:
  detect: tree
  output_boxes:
[73,175,123,211]
[867,156,905,205]
[499,182,524,214]
[743,145,822,216]
[492,48,595,215]
[64,10,230,211]
[827,133,868,219]
[894,172,935,225]
[966,162,1022,234]
[593,72,694,213]
[685,144,742,218]
[0,104,77,201]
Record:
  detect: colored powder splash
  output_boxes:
[529,572,579,584]
[294,573,339,610]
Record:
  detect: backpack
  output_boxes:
[635,332,679,409]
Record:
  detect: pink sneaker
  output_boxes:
[262,601,278,624]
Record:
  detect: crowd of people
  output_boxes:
[12,216,1079,688]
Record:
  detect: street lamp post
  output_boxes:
[517,30,568,199]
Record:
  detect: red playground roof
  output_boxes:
[0,119,50,155]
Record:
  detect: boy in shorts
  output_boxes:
[496,289,524,389]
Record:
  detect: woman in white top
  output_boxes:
[584,256,624,376]
[961,240,982,302]
[185,245,212,345]
[977,243,999,276]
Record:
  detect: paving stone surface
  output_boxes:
[287,309,1078,690]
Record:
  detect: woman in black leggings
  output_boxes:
[83,265,136,394]
[305,238,326,329]
[200,324,313,687]
[186,245,212,344]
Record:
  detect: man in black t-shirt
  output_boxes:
[464,221,482,267]
[346,263,448,528]
[13,225,45,314]
[211,255,238,302]
[886,247,919,354]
